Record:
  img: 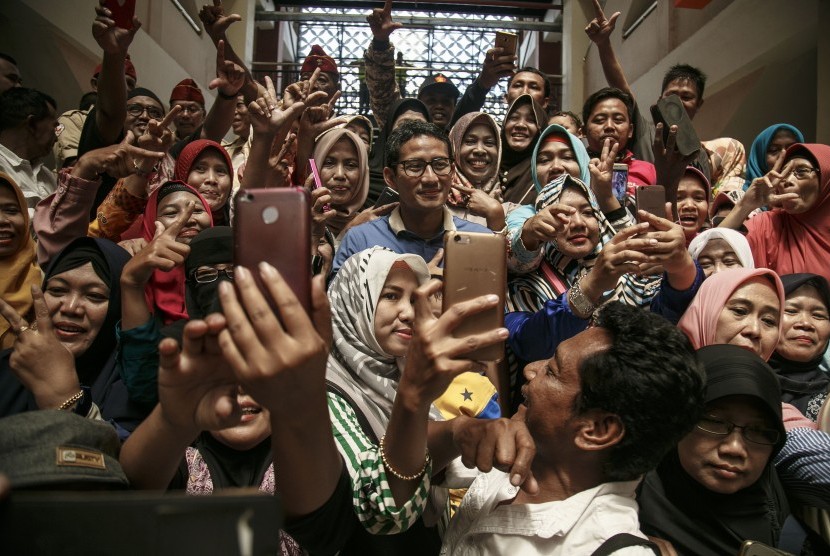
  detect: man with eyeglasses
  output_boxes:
[332,120,491,275]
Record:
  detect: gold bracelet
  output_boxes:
[58,390,84,411]
[379,434,431,481]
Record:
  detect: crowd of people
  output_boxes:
[0,0,828,554]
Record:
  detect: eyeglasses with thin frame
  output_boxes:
[395,157,453,177]
[191,267,235,284]
[791,166,819,180]
[696,415,779,446]
[126,103,164,120]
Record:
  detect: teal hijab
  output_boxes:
[744,123,805,189]
[530,124,591,195]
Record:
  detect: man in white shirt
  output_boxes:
[441,303,705,555]
[0,87,58,218]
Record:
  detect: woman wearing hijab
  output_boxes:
[721,143,830,276]
[0,237,146,434]
[638,344,791,555]
[309,128,370,244]
[119,226,232,406]
[678,267,785,362]
[0,173,40,349]
[498,94,548,206]
[744,124,805,190]
[367,98,431,206]
[687,227,754,278]
[769,273,830,421]
[446,112,505,229]
[175,139,234,226]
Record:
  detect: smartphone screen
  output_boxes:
[611,163,628,201]
[104,0,136,30]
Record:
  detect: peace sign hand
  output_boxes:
[0,285,80,410]
[120,201,195,289]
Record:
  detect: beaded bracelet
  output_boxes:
[379,434,431,481]
[58,390,85,411]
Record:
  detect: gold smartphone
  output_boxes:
[442,231,506,362]
[494,31,518,56]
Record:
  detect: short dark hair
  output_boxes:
[0,87,57,132]
[550,110,583,131]
[661,64,707,101]
[79,92,98,111]
[384,120,452,170]
[575,303,705,482]
[0,53,18,67]
[507,67,551,100]
[582,87,634,129]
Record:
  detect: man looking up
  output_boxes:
[442,303,705,555]
[332,120,490,274]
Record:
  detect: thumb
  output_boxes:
[123,130,136,145]
[429,248,444,267]
[607,12,620,27]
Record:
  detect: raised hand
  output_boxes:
[0,286,79,410]
[308,176,335,238]
[584,0,620,44]
[652,123,699,211]
[397,280,508,409]
[209,40,245,98]
[138,106,181,158]
[218,264,332,413]
[477,47,517,90]
[249,76,313,137]
[120,202,194,289]
[637,206,697,289]
[156,315,240,433]
[453,184,506,231]
[340,202,399,235]
[745,157,798,211]
[198,0,242,42]
[519,203,577,251]
[92,0,141,55]
[581,221,653,299]
[72,132,166,181]
[588,137,620,203]
[367,0,402,42]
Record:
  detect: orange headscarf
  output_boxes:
[0,173,41,348]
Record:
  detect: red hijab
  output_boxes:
[142,181,213,324]
[175,140,233,225]
[745,143,830,275]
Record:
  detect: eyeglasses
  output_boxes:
[191,267,235,283]
[791,166,819,180]
[396,157,452,177]
[126,103,164,120]
[696,415,779,445]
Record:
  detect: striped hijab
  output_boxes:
[326,247,436,439]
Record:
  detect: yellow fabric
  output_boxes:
[0,172,42,348]
[434,371,498,420]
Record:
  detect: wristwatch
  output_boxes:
[568,278,597,320]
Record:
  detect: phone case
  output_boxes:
[443,231,506,361]
[373,186,400,208]
[634,185,666,221]
[104,0,136,30]
[495,31,518,56]
[650,95,700,158]
[233,188,311,313]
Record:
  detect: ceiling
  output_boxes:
[268,1,562,18]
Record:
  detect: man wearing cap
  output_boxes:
[299,45,340,101]
[53,57,138,171]
[169,78,206,141]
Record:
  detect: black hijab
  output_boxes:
[161,226,233,342]
[769,273,830,419]
[366,98,431,207]
[0,238,148,433]
[499,94,547,205]
[638,345,789,556]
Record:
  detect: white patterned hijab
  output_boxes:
[326,247,432,438]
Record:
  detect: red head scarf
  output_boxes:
[141,181,213,324]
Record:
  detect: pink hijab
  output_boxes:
[677,268,785,360]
